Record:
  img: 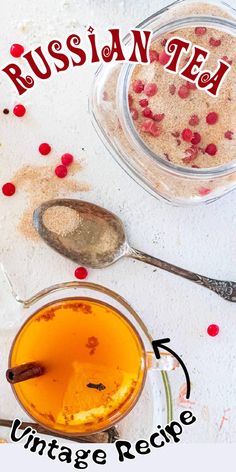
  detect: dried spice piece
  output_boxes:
[36,309,55,322]
[86,382,106,391]
[3,108,9,115]
[6,362,44,384]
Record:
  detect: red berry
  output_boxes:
[153,113,165,122]
[141,120,161,137]
[224,130,233,140]
[132,79,144,94]
[13,104,26,117]
[131,108,139,120]
[207,324,219,337]
[55,164,68,178]
[10,43,24,57]
[149,50,159,63]
[159,51,171,65]
[142,107,153,118]
[195,27,207,36]
[39,143,51,156]
[198,187,211,196]
[189,114,200,126]
[182,146,198,163]
[144,83,158,97]
[191,132,201,145]
[128,94,133,108]
[205,143,217,156]
[181,128,193,142]
[209,37,221,47]
[186,81,197,90]
[61,153,74,166]
[139,98,149,107]
[206,112,218,125]
[2,182,16,196]
[74,266,88,280]
[178,85,190,99]
[169,84,176,95]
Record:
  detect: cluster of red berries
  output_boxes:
[38,143,74,178]
[194,27,222,48]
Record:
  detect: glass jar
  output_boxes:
[90,0,236,205]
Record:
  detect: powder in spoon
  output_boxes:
[43,206,82,237]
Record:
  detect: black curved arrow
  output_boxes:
[152,338,191,399]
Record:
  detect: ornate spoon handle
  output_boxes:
[129,248,236,302]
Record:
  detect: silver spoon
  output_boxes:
[33,199,236,302]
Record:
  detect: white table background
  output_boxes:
[0,0,236,443]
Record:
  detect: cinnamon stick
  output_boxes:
[6,362,44,384]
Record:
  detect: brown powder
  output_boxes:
[43,206,82,236]
[13,162,91,240]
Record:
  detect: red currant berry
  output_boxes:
[149,50,159,63]
[207,324,219,337]
[39,143,51,156]
[224,130,233,140]
[191,132,201,145]
[153,113,165,122]
[132,79,144,94]
[189,114,200,126]
[209,37,221,47]
[195,27,207,36]
[13,104,26,117]
[198,187,211,196]
[10,43,24,57]
[181,128,193,142]
[2,182,16,196]
[178,85,190,99]
[74,266,88,280]
[139,98,149,107]
[159,51,170,65]
[205,143,217,156]
[55,165,68,178]
[142,107,153,118]
[61,153,74,166]
[144,83,158,97]
[206,112,218,125]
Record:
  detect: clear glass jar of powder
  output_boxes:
[90,0,236,205]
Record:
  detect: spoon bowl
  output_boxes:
[33,199,236,302]
[33,199,128,268]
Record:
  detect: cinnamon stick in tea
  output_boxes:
[6,362,44,384]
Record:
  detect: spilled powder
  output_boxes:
[43,206,82,237]
[13,162,91,240]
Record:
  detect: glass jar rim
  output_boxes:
[118,15,236,179]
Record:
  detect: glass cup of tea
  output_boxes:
[7,281,177,436]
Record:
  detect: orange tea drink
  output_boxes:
[9,298,146,435]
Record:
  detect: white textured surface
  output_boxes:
[0,0,236,443]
